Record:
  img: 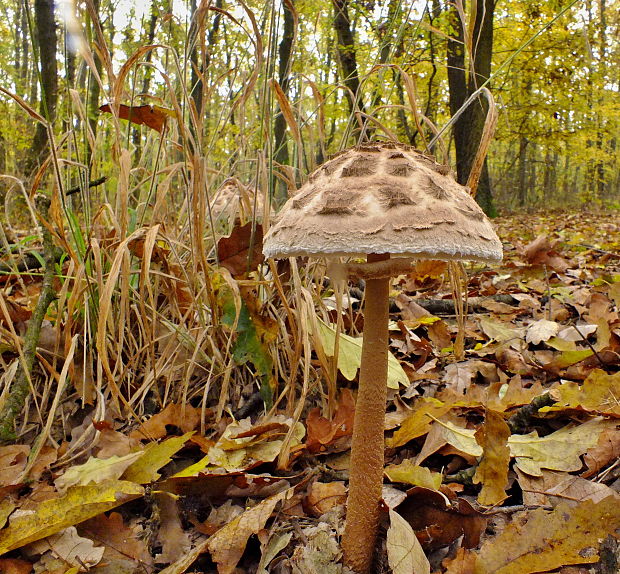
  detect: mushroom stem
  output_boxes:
[342,253,390,573]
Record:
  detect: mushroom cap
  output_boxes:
[263,142,502,263]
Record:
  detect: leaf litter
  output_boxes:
[0,210,619,572]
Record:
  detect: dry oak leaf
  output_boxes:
[305,389,355,454]
[522,234,570,272]
[54,451,144,492]
[305,481,347,517]
[130,403,202,440]
[154,491,192,564]
[473,410,511,506]
[582,425,620,477]
[0,480,144,554]
[474,497,620,573]
[544,369,620,416]
[206,487,292,574]
[122,431,194,484]
[387,508,430,574]
[526,318,560,345]
[26,526,104,569]
[79,511,152,565]
[217,222,264,277]
[0,445,29,487]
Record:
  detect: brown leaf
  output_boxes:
[522,234,570,272]
[582,425,620,477]
[0,559,32,574]
[305,481,347,517]
[397,488,487,551]
[99,103,175,132]
[79,512,152,565]
[217,222,264,277]
[473,410,511,506]
[206,488,292,574]
[130,403,202,440]
[305,389,355,454]
[476,498,620,572]
[0,445,29,487]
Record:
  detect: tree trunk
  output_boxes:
[273,0,295,202]
[331,0,366,119]
[517,136,528,206]
[446,0,497,216]
[24,0,58,175]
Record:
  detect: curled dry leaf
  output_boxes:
[305,389,355,454]
[305,481,347,517]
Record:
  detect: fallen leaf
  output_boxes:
[0,558,32,574]
[314,319,409,389]
[54,452,144,492]
[473,410,511,506]
[122,432,194,483]
[217,222,264,277]
[387,508,430,574]
[130,403,202,440]
[79,511,152,565]
[206,488,292,574]
[0,445,29,487]
[305,481,347,516]
[155,492,192,564]
[510,418,615,476]
[582,425,620,477]
[475,498,620,573]
[545,369,620,415]
[26,526,104,569]
[522,234,570,272]
[387,398,451,448]
[99,103,176,132]
[0,480,144,553]
[305,389,354,454]
[385,459,442,490]
[526,319,560,344]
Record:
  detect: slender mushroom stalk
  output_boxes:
[341,253,390,572]
[262,142,503,574]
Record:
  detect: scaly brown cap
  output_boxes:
[263,142,502,263]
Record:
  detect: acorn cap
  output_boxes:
[263,142,502,263]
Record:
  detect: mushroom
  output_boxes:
[263,142,502,573]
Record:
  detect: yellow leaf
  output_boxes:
[544,369,620,415]
[122,432,194,483]
[387,398,450,448]
[510,418,614,476]
[385,459,442,490]
[387,509,430,574]
[473,411,511,506]
[314,320,409,389]
[0,480,144,553]
[55,451,144,492]
[475,497,620,573]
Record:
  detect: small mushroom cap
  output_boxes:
[263,142,502,263]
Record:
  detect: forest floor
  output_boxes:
[0,208,619,574]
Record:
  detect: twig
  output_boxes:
[506,393,554,434]
[0,195,61,442]
[65,176,107,197]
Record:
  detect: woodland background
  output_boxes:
[0,1,619,573]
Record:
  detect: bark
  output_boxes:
[273,0,295,202]
[447,0,497,216]
[190,0,223,119]
[331,0,366,118]
[24,0,58,174]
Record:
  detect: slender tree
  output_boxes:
[447,0,497,216]
[24,0,58,174]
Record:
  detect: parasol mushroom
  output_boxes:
[262,142,502,573]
